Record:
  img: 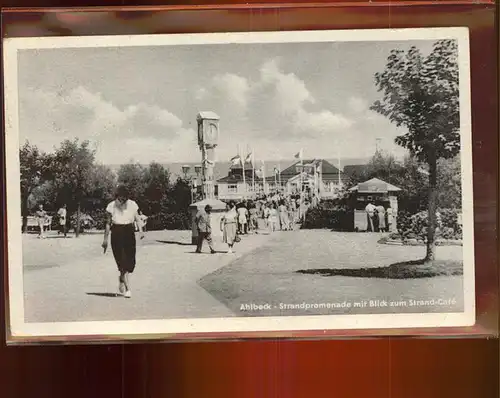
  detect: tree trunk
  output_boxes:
[425,154,438,262]
[75,202,81,238]
[21,195,29,233]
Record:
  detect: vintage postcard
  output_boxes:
[3,27,475,340]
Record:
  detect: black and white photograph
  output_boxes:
[3,28,475,339]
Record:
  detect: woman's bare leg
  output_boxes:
[123,272,131,297]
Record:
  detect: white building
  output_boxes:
[216,159,348,201]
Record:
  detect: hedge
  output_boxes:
[301,206,354,231]
[396,208,462,242]
[147,210,191,231]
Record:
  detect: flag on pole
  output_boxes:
[261,160,267,194]
[230,154,242,166]
[294,149,303,160]
[245,151,254,166]
[245,150,255,193]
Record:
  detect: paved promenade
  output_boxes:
[200,230,464,317]
[22,229,275,322]
[21,228,463,323]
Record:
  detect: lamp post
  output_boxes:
[182,165,191,179]
[75,164,81,238]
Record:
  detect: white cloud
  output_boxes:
[248,58,353,139]
[298,110,353,134]
[19,86,196,163]
[192,58,363,158]
[348,97,369,114]
[19,65,408,166]
[257,58,315,113]
[212,73,250,107]
[195,87,207,101]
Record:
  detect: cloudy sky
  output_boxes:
[17,38,436,165]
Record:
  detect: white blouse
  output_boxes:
[106,200,139,225]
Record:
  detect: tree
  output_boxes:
[168,178,191,211]
[84,164,117,210]
[371,40,460,261]
[29,181,58,212]
[51,139,96,237]
[353,151,429,213]
[437,156,461,209]
[142,162,171,215]
[117,163,146,204]
[19,141,53,232]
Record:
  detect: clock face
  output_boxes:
[206,123,218,141]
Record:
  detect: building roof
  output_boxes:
[196,111,220,120]
[217,158,350,184]
[349,178,402,193]
[280,159,342,177]
[189,198,227,210]
[230,161,255,170]
[217,175,265,183]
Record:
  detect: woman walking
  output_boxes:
[248,202,259,233]
[277,201,288,231]
[220,201,238,254]
[269,203,279,233]
[237,202,249,234]
[102,185,144,298]
[35,203,48,239]
[376,202,386,233]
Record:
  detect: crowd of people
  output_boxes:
[29,202,148,239]
[195,192,313,255]
[364,200,394,233]
[231,193,311,235]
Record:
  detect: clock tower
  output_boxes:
[189,112,226,244]
[196,111,220,199]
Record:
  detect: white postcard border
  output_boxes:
[3,27,475,339]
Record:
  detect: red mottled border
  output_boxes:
[1,3,497,344]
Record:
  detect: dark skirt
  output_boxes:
[111,224,136,273]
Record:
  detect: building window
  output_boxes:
[228,184,237,193]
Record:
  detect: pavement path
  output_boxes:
[21,228,464,323]
[199,230,464,317]
[22,230,275,322]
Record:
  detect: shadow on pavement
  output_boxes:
[86,292,122,298]
[186,251,226,254]
[156,240,192,246]
[297,259,463,280]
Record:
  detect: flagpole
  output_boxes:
[299,149,303,200]
[319,160,323,196]
[278,163,282,194]
[241,146,246,199]
[262,160,266,195]
[337,144,341,187]
[252,150,255,197]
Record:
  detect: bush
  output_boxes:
[87,209,108,230]
[396,208,462,242]
[147,210,191,231]
[301,205,354,231]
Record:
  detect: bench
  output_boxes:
[23,216,53,231]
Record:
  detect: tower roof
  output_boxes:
[349,178,402,193]
[197,111,220,120]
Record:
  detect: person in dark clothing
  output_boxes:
[102,185,144,298]
[195,204,216,254]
